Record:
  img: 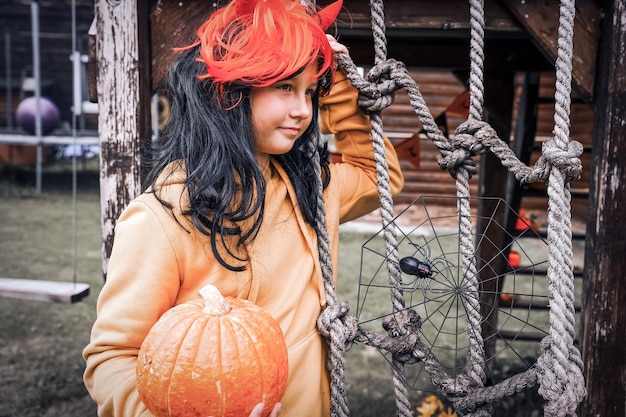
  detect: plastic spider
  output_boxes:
[398,237,454,298]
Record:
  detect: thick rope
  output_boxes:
[313,1,586,416]
[535,1,586,415]
[457,3,489,416]
[310,128,354,416]
[367,1,414,416]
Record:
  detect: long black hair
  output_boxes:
[144,45,331,271]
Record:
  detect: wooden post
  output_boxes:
[474,72,515,372]
[95,0,151,278]
[581,1,626,416]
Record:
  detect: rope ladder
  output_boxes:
[314,1,586,416]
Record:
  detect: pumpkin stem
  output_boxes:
[199,285,232,315]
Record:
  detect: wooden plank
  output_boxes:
[498,296,582,312]
[501,0,602,103]
[328,0,553,72]
[497,328,549,342]
[327,0,525,32]
[336,32,552,72]
[150,0,218,91]
[95,0,152,278]
[87,18,97,103]
[0,278,90,303]
[582,1,626,416]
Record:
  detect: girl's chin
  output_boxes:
[262,144,297,156]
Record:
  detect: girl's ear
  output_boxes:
[318,0,343,31]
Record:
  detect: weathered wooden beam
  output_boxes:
[86,18,97,103]
[146,1,602,84]
[95,0,152,278]
[582,1,626,416]
[148,0,544,87]
[501,0,602,103]
[328,0,552,71]
[337,35,552,72]
[150,0,220,90]
[329,0,525,32]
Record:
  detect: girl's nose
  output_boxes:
[290,93,312,119]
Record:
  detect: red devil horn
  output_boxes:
[318,0,343,31]
[235,0,256,17]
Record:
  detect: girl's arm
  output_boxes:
[83,194,276,417]
[319,68,404,223]
[83,199,180,417]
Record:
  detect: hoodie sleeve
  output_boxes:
[83,197,181,417]
[319,70,404,223]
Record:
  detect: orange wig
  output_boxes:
[183,0,342,91]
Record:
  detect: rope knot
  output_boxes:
[382,309,422,364]
[439,119,497,178]
[454,119,498,154]
[382,308,421,337]
[355,59,409,113]
[519,138,584,184]
[542,138,583,181]
[317,300,359,349]
[536,336,587,416]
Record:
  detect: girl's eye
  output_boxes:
[277,84,292,91]
[305,88,316,96]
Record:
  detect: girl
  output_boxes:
[83,0,404,416]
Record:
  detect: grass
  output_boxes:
[0,160,571,416]
[0,162,102,417]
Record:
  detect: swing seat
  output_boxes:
[0,277,90,303]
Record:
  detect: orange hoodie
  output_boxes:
[83,71,404,417]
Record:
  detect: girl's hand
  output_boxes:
[249,403,282,417]
[326,34,349,56]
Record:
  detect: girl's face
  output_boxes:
[250,62,319,163]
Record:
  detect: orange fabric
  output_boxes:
[83,71,403,417]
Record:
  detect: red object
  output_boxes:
[499,293,514,303]
[515,208,531,231]
[508,250,521,267]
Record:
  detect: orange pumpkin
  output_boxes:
[136,284,289,417]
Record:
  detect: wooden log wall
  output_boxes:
[379,70,593,211]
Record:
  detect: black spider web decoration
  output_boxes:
[356,195,556,393]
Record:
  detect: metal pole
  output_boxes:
[31,0,42,195]
[4,28,12,129]
[71,0,79,285]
